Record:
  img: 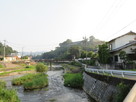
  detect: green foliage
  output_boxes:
[70,61,82,67]
[59,39,72,47]
[63,73,83,88]
[0,80,6,88]
[36,63,48,73]
[80,51,87,58]
[25,65,30,68]
[0,88,20,102]
[21,56,28,59]
[69,45,80,59]
[24,74,48,90]
[0,42,17,56]
[12,73,38,85]
[0,66,36,77]
[12,73,48,90]
[115,83,130,102]
[80,59,96,66]
[0,80,20,102]
[62,64,81,73]
[98,43,111,64]
[119,51,127,60]
[39,37,104,60]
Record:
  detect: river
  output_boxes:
[0,70,93,102]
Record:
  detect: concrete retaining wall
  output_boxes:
[83,72,118,102]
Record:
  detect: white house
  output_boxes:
[108,31,136,63]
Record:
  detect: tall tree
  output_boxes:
[69,46,80,59]
[98,43,110,64]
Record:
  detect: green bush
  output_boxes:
[80,60,96,66]
[62,64,81,73]
[63,73,83,88]
[36,63,48,73]
[0,80,20,102]
[12,73,48,90]
[115,83,130,102]
[25,65,30,68]
[0,88,20,102]
[0,80,6,88]
[24,74,48,90]
[70,61,82,67]
[12,73,38,85]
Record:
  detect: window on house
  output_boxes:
[127,54,136,60]
[109,44,112,50]
[114,55,118,62]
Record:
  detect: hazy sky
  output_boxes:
[0,0,136,52]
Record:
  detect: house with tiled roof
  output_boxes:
[108,31,136,64]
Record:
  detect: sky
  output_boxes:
[0,0,136,52]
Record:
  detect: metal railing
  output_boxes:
[85,68,136,78]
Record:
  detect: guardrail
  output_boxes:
[85,68,136,78]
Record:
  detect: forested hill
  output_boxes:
[0,42,17,56]
[34,36,105,60]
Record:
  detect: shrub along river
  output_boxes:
[0,69,94,102]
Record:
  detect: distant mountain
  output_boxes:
[22,51,45,56]
[35,36,105,60]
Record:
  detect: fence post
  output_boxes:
[111,71,113,76]
[97,70,99,74]
[122,72,124,77]
[103,70,105,74]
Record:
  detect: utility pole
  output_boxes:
[83,36,88,61]
[83,36,88,67]
[3,40,6,62]
[22,47,24,57]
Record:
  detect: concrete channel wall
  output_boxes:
[83,72,136,102]
[124,83,136,102]
[83,72,118,102]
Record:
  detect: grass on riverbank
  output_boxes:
[24,74,48,90]
[0,80,20,102]
[12,73,38,85]
[62,64,82,73]
[0,65,36,77]
[12,73,48,90]
[63,73,83,89]
[0,80,6,88]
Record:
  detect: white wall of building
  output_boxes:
[114,34,136,49]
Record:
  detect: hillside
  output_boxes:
[34,36,105,60]
[0,42,16,56]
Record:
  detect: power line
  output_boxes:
[106,18,136,41]
[94,0,126,35]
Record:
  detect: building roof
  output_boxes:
[110,41,136,53]
[109,31,136,43]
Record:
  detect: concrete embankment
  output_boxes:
[83,71,135,102]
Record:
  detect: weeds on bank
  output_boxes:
[0,80,20,102]
[12,73,48,90]
[63,73,83,88]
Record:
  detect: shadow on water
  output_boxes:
[0,67,97,102]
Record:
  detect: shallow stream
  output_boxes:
[0,70,93,102]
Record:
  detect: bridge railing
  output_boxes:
[85,68,136,77]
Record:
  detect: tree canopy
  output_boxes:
[98,43,110,64]
[34,36,104,60]
[0,42,16,56]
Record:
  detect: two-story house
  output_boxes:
[109,31,136,63]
